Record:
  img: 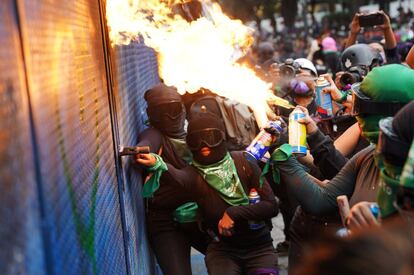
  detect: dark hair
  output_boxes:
[392,100,414,145]
[293,220,414,275]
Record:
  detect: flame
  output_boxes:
[106,0,292,127]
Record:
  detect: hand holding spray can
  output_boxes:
[248,188,265,230]
[245,120,284,162]
[336,196,380,237]
[289,108,307,156]
[315,76,333,119]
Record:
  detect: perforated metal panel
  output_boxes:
[112,42,160,274]
[18,0,127,274]
[0,1,46,274]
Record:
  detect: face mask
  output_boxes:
[376,153,403,218]
[148,102,186,138]
[356,115,383,144]
[154,113,186,139]
[191,143,227,165]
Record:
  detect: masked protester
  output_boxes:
[137,112,279,275]
[135,83,207,275]
[345,101,414,230]
[275,58,319,121]
[265,64,414,271]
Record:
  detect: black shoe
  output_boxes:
[275,240,289,256]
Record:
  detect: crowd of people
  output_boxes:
[132,9,414,275]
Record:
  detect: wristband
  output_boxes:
[336,89,351,104]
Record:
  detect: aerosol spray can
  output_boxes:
[369,203,380,220]
[248,188,265,230]
[336,196,381,237]
[245,120,283,162]
[315,76,333,119]
[289,108,307,156]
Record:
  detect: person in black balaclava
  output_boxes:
[186,113,227,165]
[145,83,186,139]
[135,83,207,275]
[137,112,280,275]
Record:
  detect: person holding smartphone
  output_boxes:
[345,11,399,65]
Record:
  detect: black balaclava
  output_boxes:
[187,112,227,165]
[144,83,186,139]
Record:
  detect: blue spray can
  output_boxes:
[248,188,265,230]
[245,120,283,162]
[370,203,380,219]
[315,77,333,119]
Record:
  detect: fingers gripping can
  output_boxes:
[245,121,283,162]
[315,77,333,119]
[248,188,265,230]
[289,108,307,156]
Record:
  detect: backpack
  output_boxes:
[190,96,259,151]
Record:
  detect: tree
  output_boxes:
[281,0,298,30]
[217,0,279,36]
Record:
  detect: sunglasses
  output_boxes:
[186,128,225,150]
[147,102,184,122]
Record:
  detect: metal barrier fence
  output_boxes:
[0,0,159,274]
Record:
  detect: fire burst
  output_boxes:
[106,0,291,126]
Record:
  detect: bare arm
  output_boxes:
[379,11,396,49]
[334,123,361,157]
[407,45,414,69]
[345,14,361,49]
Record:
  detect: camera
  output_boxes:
[339,66,368,86]
[279,58,300,80]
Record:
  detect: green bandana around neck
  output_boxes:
[192,153,249,206]
[142,153,168,198]
[377,158,403,218]
[167,136,193,164]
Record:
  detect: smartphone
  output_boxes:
[359,12,385,27]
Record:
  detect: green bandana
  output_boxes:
[142,154,168,198]
[173,202,199,223]
[166,138,198,223]
[377,158,403,218]
[261,144,293,186]
[193,153,249,206]
[167,137,193,164]
[356,115,383,144]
